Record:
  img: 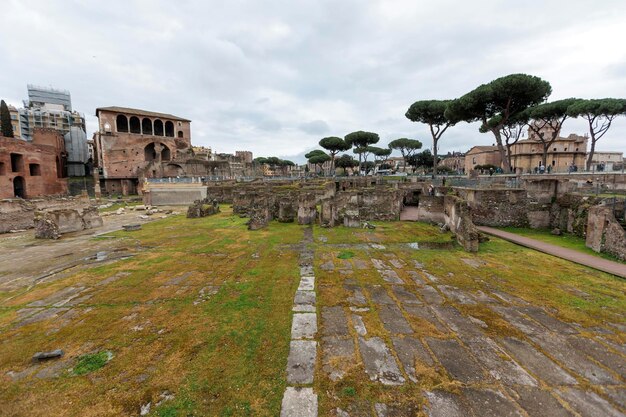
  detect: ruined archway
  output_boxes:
[13,176,25,198]
[142,118,153,135]
[165,121,174,137]
[154,119,164,136]
[161,145,171,161]
[129,116,141,134]
[164,163,184,177]
[116,115,128,133]
[144,143,157,162]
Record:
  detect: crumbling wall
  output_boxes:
[444,196,480,252]
[187,198,220,218]
[0,199,36,233]
[416,195,445,223]
[34,207,103,239]
[458,188,530,227]
[586,205,626,261]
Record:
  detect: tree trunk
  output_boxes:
[542,143,548,170]
[492,129,510,172]
[432,137,438,178]
[586,138,596,171]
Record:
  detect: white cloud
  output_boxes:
[1,0,625,161]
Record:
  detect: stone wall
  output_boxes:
[443,196,480,252]
[0,199,36,233]
[143,182,207,206]
[416,195,446,223]
[586,205,626,261]
[458,188,530,227]
[34,207,103,239]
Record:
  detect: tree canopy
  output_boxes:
[445,73,552,172]
[345,131,379,174]
[253,156,293,167]
[335,154,359,170]
[306,149,331,174]
[388,138,422,172]
[567,98,626,170]
[405,100,455,176]
[0,100,14,138]
[319,136,350,173]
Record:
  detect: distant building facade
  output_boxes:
[440,152,465,174]
[589,151,624,171]
[0,128,68,199]
[464,146,502,173]
[235,151,253,164]
[94,106,193,195]
[509,127,587,173]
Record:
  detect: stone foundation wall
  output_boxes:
[0,199,36,233]
[586,205,626,261]
[416,196,445,223]
[34,207,103,239]
[443,196,480,252]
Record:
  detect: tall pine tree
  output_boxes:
[1,100,15,138]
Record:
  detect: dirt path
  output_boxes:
[477,226,626,279]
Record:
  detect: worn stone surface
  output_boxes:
[378,269,403,284]
[358,337,405,385]
[423,390,469,417]
[392,336,433,382]
[321,306,349,336]
[437,285,477,305]
[510,386,574,417]
[391,286,421,305]
[281,387,318,417]
[352,314,367,336]
[291,313,318,340]
[345,285,367,306]
[298,276,315,291]
[566,336,626,379]
[556,388,624,417]
[377,305,413,334]
[371,259,390,269]
[417,285,443,304]
[520,307,577,334]
[500,337,577,386]
[463,388,524,417]
[374,402,420,416]
[427,338,486,384]
[286,340,317,384]
[466,337,536,386]
[431,305,484,338]
[403,305,448,333]
[368,286,395,305]
[322,337,355,381]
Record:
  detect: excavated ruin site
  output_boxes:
[0,176,625,416]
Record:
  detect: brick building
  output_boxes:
[464,146,502,173]
[94,107,192,195]
[0,128,68,199]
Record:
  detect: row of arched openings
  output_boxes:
[116,115,182,138]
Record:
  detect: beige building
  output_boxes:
[589,151,624,171]
[509,128,587,173]
[7,105,21,139]
[465,146,502,173]
[440,152,465,174]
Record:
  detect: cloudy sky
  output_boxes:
[1,0,625,162]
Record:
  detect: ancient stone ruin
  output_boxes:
[186,198,220,218]
[34,207,103,239]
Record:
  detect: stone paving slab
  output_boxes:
[300,265,314,276]
[391,336,434,382]
[374,402,420,416]
[352,314,367,336]
[426,338,486,384]
[377,305,413,334]
[378,269,404,284]
[371,259,391,269]
[556,388,624,417]
[402,305,448,333]
[417,285,443,304]
[520,306,578,335]
[437,285,477,305]
[529,332,619,385]
[368,286,396,305]
[406,271,425,285]
[291,313,318,339]
[491,305,546,336]
[298,276,315,291]
[345,285,367,306]
[510,386,574,417]
[321,306,349,336]
[462,388,524,417]
[500,337,577,386]
[321,336,356,381]
[281,387,318,417]
[604,387,626,409]
[423,390,472,417]
[566,335,626,379]
[353,259,369,270]
[388,259,405,269]
[431,305,485,338]
[391,285,421,305]
[286,340,317,384]
[465,337,537,386]
[358,337,405,385]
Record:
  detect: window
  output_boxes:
[177,130,183,138]
[0,161,5,175]
[154,119,164,136]
[142,118,153,135]
[10,153,24,172]
[165,121,174,137]
[29,163,41,176]
[472,157,476,164]
[553,147,557,151]
[129,116,141,134]
[116,115,128,132]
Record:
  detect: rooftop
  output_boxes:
[95,106,191,122]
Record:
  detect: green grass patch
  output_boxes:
[337,251,355,259]
[73,351,113,375]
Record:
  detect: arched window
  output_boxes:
[116,115,128,133]
[165,121,174,137]
[177,130,183,138]
[142,118,153,135]
[129,116,141,134]
[161,145,171,161]
[154,119,164,136]
[144,143,157,161]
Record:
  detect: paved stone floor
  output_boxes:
[315,245,626,417]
